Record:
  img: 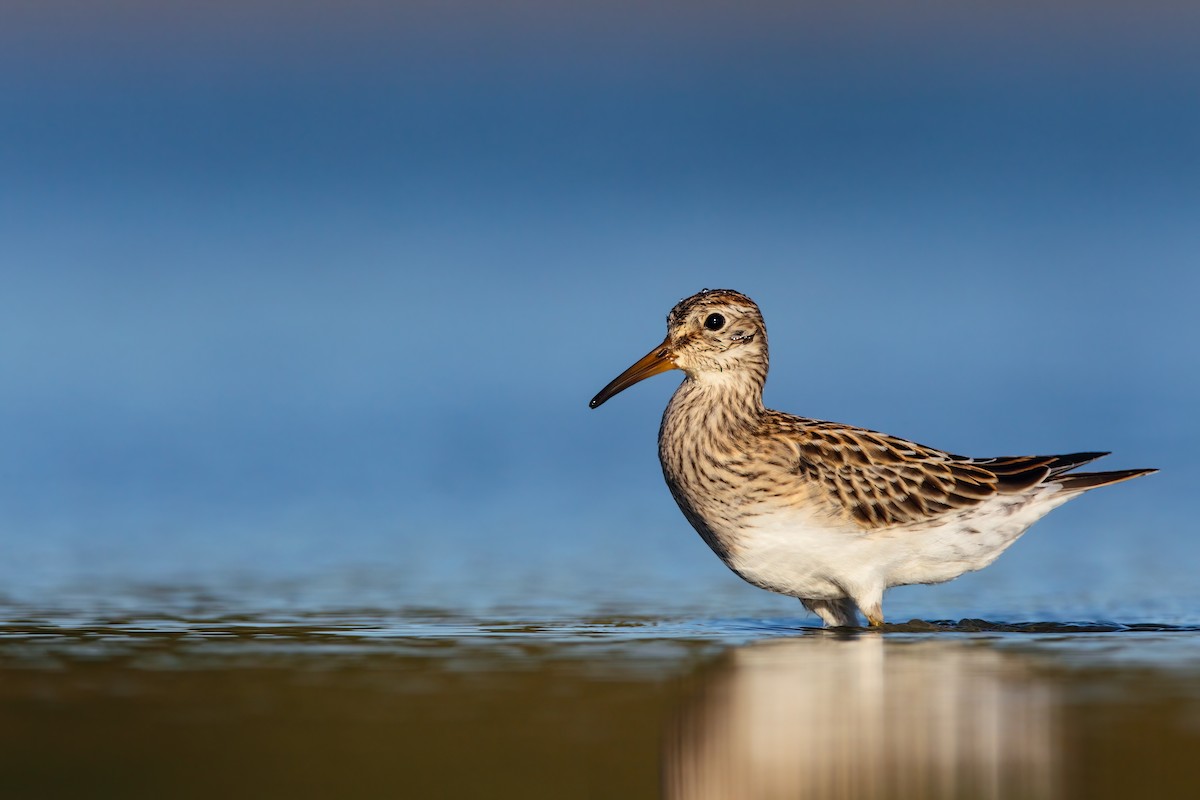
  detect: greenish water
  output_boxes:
[3,607,1199,799]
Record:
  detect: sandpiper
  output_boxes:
[589,289,1155,627]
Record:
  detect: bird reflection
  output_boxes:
[665,634,1060,800]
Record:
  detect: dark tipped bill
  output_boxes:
[589,339,677,409]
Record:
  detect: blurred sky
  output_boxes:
[1,2,1197,617]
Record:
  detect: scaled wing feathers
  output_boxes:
[785,419,1109,529]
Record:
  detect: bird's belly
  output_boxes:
[724,513,883,599]
[721,501,1047,600]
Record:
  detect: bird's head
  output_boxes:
[589,289,768,409]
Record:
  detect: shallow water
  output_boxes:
[3,601,1199,799]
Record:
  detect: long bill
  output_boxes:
[588,339,677,409]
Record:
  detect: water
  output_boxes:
[3,601,1199,799]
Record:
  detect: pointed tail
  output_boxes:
[1055,468,1157,492]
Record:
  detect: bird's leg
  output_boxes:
[801,597,860,627]
[849,585,888,628]
[855,589,886,627]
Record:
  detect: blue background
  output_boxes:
[2,2,1195,620]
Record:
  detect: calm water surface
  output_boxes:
[3,594,1199,799]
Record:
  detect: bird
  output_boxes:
[588,289,1155,627]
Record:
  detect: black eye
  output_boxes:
[704,313,725,331]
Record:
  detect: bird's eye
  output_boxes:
[704,313,725,331]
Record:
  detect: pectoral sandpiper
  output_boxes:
[589,289,1155,627]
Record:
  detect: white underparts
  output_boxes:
[726,489,1075,614]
